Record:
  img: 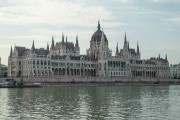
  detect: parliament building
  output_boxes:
[8,21,170,79]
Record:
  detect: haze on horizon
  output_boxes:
[0,0,180,65]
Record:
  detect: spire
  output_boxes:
[62,33,64,44]
[123,31,128,52]
[116,42,119,56]
[10,46,12,58]
[32,40,35,49]
[51,36,54,50]
[75,35,79,48]
[47,42,49,52]
[158,54,160,59]
[124,31,127,44]
[137,42,140,55]
[98,20,101,30]
[165,54,168,61]
[31,40,35,52]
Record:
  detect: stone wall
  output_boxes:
[0,76,177,84]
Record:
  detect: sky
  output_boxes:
[0,0,180,65]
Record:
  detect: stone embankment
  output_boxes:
[0,77,179,84]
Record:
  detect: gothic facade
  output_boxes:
[170,64,180,79]
[8,21,170,79]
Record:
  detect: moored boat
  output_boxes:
[0,78,42,88]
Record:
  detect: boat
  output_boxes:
[0,78,42,88]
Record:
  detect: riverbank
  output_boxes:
[0,77,179,84]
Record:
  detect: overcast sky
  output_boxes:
[0,0,180,65]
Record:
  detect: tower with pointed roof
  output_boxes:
[137,42,140,55]
[62,33,64,44]
[97,20,101,29]
[116,42,119,56]
[9,46,13,58]
[75,35,79,49]
[118,31,141,60]
[123,31,128,52]
[165,54,168,61]
[75,35,80,55]
[122,31,129,57]
[31,40,35,53]
[47,42,49,52]
[87,20,111,59]
[51,36,54,51]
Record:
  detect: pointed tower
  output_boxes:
[62,33,64,44]
[124,31,127,43]
[137,42,140,55]
[98,20,101,30]
[51,36,54,50]
[116,42,119,56]
[123,31,128,51]
[47,42,49,52]
[165,54,168,61]
[31,40,35,53]
[9,46,13,58]
[75,35,79,48]
[123,31,129,58]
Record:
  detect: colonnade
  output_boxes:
[108,61,126,68]
[131,71,156,78]
[52,68,96,77]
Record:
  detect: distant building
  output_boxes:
[0,58,8,77]
[170,64,180,79]
[8,21,170,79]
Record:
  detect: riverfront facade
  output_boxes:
[8,21,170,79]
[170,64,180,79]
[0,57,7,77]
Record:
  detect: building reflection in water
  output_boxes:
[0,89,10,119]
[0,84,173,119]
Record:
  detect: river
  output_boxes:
[0,83,180,120]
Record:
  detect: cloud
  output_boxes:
[152,0,180,3]
[163,17,180,24]
[136,9,164,15]
[113,0,133,4]
[127,5,139,10]
[0,44,12,48]
[162,28,174,32]
[0,0,124,27]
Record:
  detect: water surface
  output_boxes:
[0,84,180,120]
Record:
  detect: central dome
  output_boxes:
[90,21,108,43]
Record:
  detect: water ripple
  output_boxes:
[0,84,180,119]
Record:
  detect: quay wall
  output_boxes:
[0,77,179,84]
